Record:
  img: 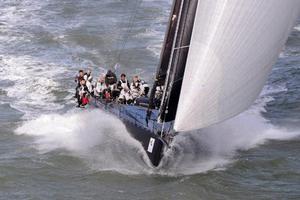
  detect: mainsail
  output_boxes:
[148,0,183,110]
[148,0,198,124]
[174,0,300,132]
[158,0,198,122]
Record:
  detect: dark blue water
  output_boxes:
[0,0,300,199]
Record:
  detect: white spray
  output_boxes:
[15,109,152,175]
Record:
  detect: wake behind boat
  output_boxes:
[74,0,300,167]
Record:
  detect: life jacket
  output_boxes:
[105,91,111,100]
[86,81,93,93]
[83,73,88,81]
[81,96,89,105]
[95,81,106,94]
[87,73,93,82]
[132,81,141,90]
[118,79,130,91]
[131,81,142,99]
[79,85,88,95]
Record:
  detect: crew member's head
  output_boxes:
[79,70,84,77]
[133,75,139,83]
[99,74,105,83]
[120,73,126,81]
[80,79,86,85]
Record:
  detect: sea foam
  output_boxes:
[15,92,300,176]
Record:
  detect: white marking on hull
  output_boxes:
[147,138,155,153]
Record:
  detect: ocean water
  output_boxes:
[0,0,300,199]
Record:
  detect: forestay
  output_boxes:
[174,0,300,132]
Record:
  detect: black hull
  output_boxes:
[123,121,164,167]
[90,97,168,167]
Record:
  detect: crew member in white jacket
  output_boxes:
[94,74,107,97]
[84,75,93,94]
[117,73,133,104]
[130,75,143,100]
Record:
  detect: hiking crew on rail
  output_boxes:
[75,69,160,108]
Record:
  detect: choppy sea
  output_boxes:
[0,0,300,199]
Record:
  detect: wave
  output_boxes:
[0,55,67,118]
[14,94,300,176]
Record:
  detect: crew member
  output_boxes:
[77,79,89,107]
[140,79,150,97]
[117,73,132,104]
[75,70,84,99]
[84,69,93,82]
[94,74,107,98]
[105,69,117,90]
[131,75,143,100]
[84,74,93,95]
[154,84,164,109]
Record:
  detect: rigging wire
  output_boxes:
[116,0,143,64]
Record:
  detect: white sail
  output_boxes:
[174,0,300,132]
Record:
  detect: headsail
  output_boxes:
[174,0,300,132]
